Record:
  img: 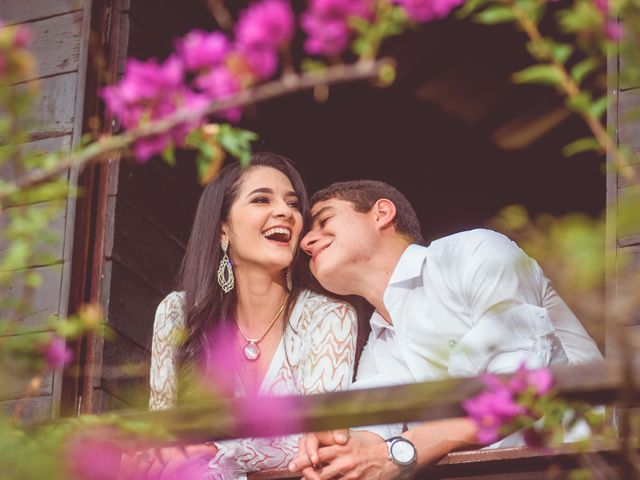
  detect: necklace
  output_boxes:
[236,296,288,362]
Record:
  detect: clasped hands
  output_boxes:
[288,429,401,480]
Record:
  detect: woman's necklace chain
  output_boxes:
[236,296,288,362]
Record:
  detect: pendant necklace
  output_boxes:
[236,296,288,362]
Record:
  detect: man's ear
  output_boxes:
[372,198,397,230]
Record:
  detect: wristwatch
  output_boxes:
[385,436,417,467]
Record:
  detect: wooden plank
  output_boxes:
[116,159,199,245]
[617,88,640,187]
[0,395,52,424]
[94,387,132,412]
[616,244,640,325]
[0,200,67,264]
[616,186,640,246]
[26,11,83,81]
[105,258,164,349]
[17,72,77,138]
[99,328,150,408]
[0,135,72,180]
[0,0,82,24]
[0,367,53,401]
[113,361,618,444]
[1,263,64,331]
[107,197,184,296]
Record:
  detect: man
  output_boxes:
[289,180,603,479]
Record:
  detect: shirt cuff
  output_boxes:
[351,422,402,440]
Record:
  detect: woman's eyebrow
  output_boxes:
[247,187,274,196]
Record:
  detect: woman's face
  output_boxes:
[222,166,303,274]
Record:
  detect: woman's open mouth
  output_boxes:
[262,226,292,245]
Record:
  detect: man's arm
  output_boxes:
[290,418,480,480]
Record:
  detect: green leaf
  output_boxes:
[161,144,176,167]
[217,124,258,168]
[562,137,601,157]
[588,95,608,119]
[301,59,327,75]
[566,92,592,113]
[512,64,563,86]
[550,43,574,64]
[474,5,518,24]
[348,16,371,35]
[570,57,601,85]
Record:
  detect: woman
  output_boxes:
[146,152,362,479]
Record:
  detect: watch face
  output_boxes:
[390,440,416,465]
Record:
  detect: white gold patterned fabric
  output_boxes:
[149,289,357,477]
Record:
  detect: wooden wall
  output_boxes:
[0,0,90,422]
[607,17,640,358]
[89,0,206,412]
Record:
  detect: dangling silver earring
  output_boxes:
[285,268,293,292]
[217,239,234,293]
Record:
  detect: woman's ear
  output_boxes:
[373,198,397,230]
[220,223,229,245]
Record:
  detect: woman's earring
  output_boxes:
[286,268,293,292]
[217,239,234,293]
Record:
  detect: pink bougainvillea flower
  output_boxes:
[301,15,351,57]
[463,388,526,444]
[301,0,373,57]
[606,21,623,41]
[65,429,124,480]
[236,393,303,438]
[393,0,463,22]
[463,364,554,444]
[236,0,295,51]
[12,24,32,48]
[44,336,73,370]
[175,30,230,73]
[102,56,208,162]
[195,65,243,121]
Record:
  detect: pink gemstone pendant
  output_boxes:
[243,342,261,362]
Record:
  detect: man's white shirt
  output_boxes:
[351,229,603,442]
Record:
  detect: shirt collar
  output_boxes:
[369,244,428,337]
[388,243,428,286]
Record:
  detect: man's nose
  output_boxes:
[301,230,318,255]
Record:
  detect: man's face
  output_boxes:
[301,198,377,294]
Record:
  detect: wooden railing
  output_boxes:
[113,361,633,479]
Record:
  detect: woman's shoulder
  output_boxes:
[293,290,356,330]
[154,291,186,329]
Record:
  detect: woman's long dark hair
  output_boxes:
[176,152,371,398]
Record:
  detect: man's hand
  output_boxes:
[289,429,350,479]
[290,430,400,480]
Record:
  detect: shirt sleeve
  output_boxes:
[448,230,570,377]
[210,300,359,474]
[149,292,185,411]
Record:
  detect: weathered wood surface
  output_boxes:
[112,361,621,444]
[0,0,83,24]
[24,11,83,81]
[104,258,164,349]
[0,395,52,424]
[617,88,640,190]
[2,263,64,331]
[17,72,78,138]
[0,367,53,401]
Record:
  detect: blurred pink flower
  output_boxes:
[236,0,295,51]
[301,0,373,57]
[12,25,32,48]
[463,364,554,444]
[236,393,303,438]
[606,21,623,41]
[44,336,72,370]
[194,66,242,122]
[102,56,207,162]
[66,430,123,480]
[176,30,230,73]
[462,388,525,444]
[393,0,463,22]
